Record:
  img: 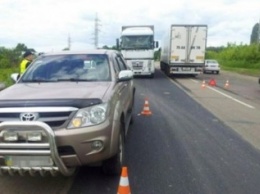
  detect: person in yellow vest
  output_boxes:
[19,50,34,74]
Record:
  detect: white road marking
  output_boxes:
[190,79,255,109]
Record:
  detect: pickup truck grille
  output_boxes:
[0,107,77,128]
[0,98,102,129]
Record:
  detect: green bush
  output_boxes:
[206,43,260,76]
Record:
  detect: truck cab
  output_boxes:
[120,25,158,78]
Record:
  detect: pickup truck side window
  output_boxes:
[112,56,120,73]
[116,55,127,71]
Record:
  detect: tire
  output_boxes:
[165,66,170,77]
[149,73,154,78]
[102,124,125,175]
[130,114,134,125]
[160,62,164,71]
[129,92,135,125]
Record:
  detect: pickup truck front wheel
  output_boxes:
[102,124,125,175]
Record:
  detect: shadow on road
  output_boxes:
[68,166,119,194]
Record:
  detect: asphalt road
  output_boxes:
[1,68,260,194]
[174,70,260,150]
[68,69,260,194]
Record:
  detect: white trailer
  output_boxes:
[119,25,158,78]
[160,24,207,76]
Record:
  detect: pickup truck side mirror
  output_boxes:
[118,70,133,82]
[10,73,20,83]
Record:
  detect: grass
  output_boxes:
[221,66,260,77]
[217,59,260,77]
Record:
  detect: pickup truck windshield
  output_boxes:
[121,35,154,50]
[21,54,111,82]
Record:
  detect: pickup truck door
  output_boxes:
[114,54,133,122]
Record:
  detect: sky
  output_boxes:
[0,0,259,52]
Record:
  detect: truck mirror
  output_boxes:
[154,41,159,48]
[116,39,120,50]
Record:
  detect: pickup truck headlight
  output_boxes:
[68,103,108,129]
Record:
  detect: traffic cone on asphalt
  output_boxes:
[224,80,229,88]
[141,98,152,116]
[117,167,131,194]
[208,79,216,86]
[201,80,206,88]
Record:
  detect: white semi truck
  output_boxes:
[118,25,158,78]
[160,24,207,76]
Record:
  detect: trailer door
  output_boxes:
[170,25,207,64]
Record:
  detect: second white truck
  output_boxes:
[160,24,207,76]
[118,25,158,78]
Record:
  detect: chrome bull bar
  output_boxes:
[0,166,59,176]
[0,121,76,176]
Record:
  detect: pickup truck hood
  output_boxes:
[0,82,111,100]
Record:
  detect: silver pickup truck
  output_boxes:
[0,50,135,176]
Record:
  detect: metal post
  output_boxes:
[258,18,260,50]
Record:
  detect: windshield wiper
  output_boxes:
[22,79,55,83]
[56,78,98,82]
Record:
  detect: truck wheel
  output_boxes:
[160,62,164,71]
[102,124,125,175]
[149,73,154,78]
[166,66,170,77]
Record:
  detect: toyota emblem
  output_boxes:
[20,112,39,121]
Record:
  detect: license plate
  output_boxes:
[182,67,191,71]
[132,66,143,70]
[5,156,53,167]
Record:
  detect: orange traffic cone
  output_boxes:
[224,80,229,88]
[201,80,206,88]
[208,79,216,86]
[118,167,131,194]
[141,98,152,116]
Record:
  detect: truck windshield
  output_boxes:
[20,54,111,82]
[121,35,154,49]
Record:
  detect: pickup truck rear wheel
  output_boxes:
[129,93,135,125]
[102,124,125,175]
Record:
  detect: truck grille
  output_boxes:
[132,61,144,70]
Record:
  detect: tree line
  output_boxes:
[0,43,35,69]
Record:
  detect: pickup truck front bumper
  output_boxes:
[0,121,76,176]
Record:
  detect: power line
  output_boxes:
[258,18,260,51]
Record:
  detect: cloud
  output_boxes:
[0,0,259,51]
